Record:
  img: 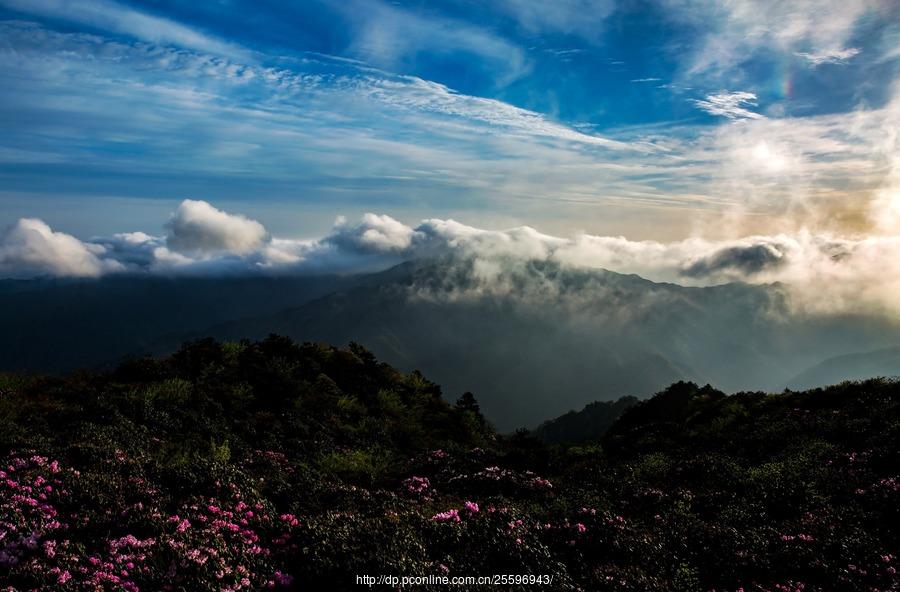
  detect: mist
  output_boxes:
[4,198,900,322]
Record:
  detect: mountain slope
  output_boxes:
[0,274,364,372]
[532,395,639,443]
[193,258,900,429]
[5,258,900,430]
[787,346,900,390]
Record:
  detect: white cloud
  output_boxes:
[340,0,529,86]
[0,0,247,59]
[660,0,883,76]
[495,0,616,41]
[0,218,121,278]
[0,20,634,164]
[4,202,900,318]
[328,213,422,253]
[362,73,636,150]
[691,91,765,120]
[796,47,862,66]
[1,20,899,256]
[165,200,268,256]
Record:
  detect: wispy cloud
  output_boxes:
[1,13,898,245]
[338,0,530,86]
[495,0,616,42]
[0,21,641,172]
[0,0,248,58]
[659,0,885,77]
[691,91,765,120]
[796,47,861,66]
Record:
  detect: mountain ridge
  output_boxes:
[4,258,900,430]
[179,257,900,429]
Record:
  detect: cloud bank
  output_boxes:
[0,218,123,278]
[3,200,900,318]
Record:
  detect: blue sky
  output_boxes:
[0,0,899,242]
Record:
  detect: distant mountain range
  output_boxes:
[786,346,900,390]
[3,257,900,429]
[0,274,363,372]
[532,396,639,444]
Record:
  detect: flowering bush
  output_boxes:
[0,453,300,591]
[0,339,897,591]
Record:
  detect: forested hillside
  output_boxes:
[193,259,900,429]
[0,336,897,591]
[5,259,900,431]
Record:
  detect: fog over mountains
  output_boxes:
[4,199,900,319]
[3,200,900,428]
[3,252,900,429]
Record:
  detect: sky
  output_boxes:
[1,0,900,306]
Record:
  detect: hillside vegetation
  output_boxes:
[6,259,900,431]
[0,336,898,591]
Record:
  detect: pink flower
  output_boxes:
[432,509,461,523]
[464,501,479,514]
[57,570,71,584]
[575,523,587,533]
[279,513,299,526]
[403,476,431,495]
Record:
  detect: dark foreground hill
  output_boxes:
[0,336,897,591]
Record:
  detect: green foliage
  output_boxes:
[0,339,897,591]
[319,447,395,485]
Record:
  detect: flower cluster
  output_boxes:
[401,476,431,497]
[0,453,300,591]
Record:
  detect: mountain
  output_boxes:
[532,395,639,443]
[0,274,364,372]
[191,258,900,430]
[786,346,900,390]
[4,258,900,430]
